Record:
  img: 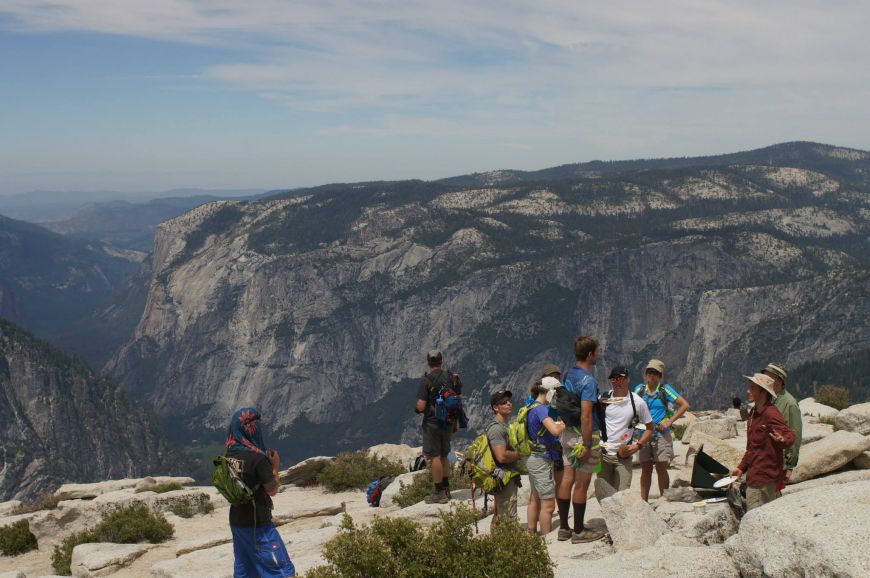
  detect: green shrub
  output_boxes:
[0,519,38,556]
[672,423,687,441]
[138,482,184,494]
[393,466,471,508]
[306,505,554,578]
[171,497,215,518]
[815,385,850,410]
[316,451,405,492]
[51,504,174,575]
[12,492,61,514]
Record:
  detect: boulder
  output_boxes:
[798,397,839,420]
[724,408,743,421]
[278,456,335,486]
[175,533,233,557]
[834,402,870,435]
[0,572,26,578]
[555,544,739,578]
[725,480,870,577]
[26,501,104,548]
[70,542,152,577]
[379,470,428,507]
[599,490,669,550]
[151,543,235,578]
[367,443,422,466]
[853,451,870,470]
[790,430,870,483]
[54,477,194,500]
[802,420,834,444]
[681,418,738,445]
[783,469,870,496]
[687,433,745,470]
[0,501,22,516]
[666,502,738,545]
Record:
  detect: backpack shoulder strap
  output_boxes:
[629,392,638,423]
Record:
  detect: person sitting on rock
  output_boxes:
[597,367,654,499]
[525,377,565,535]
[225,407,296,577]
[731,374,796,511]
[486,390,523,526]
[761,362,802,487]
[634,359,690,501]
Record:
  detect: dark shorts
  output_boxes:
[422,421,452,457]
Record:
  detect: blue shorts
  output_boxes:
[232,524,296,577]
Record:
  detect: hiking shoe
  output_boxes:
[571,528,606,543]
[557,528,573,541]
[424,490,449,505]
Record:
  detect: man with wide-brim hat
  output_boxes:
[762,362,802,485]
[731,373,796,510]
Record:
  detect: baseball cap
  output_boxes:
[426,350,442,364]
[541,363,561,377]
[645,359,665,375]
[490,390,513,406]
[608,366,629,379]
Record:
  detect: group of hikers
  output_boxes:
[415,336,803,543]
[214,335,802,576]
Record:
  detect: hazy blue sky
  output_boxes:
[1,1,868,195]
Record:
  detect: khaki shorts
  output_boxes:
[560,427,601,473]
[494,478,519,519]
[746,482,778,511]
[638,430,674,463]
[599,452,633,492]
[526,453,556,500]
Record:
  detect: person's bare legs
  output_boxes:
[654,461,670,497]
[640,461,654,501]
[573,470,592,504]
[527,491,541,533]
[428,455,443,485]
[539,498,555,535]
[558,466,575,500]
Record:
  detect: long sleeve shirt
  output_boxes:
[773,390,802,470]
[738,402,796,487]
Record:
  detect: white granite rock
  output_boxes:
[0,502,22,517]
[0,571,26,578]
[70,542,152,577]
[54,477,193,500]
[555,544,739,577]
[852,451,870,470]
[367,443,422,467]
[802,420,835,444]
[379,470,428,507]
[782,469,870,496]
[278,456,334,486]
[681,417,738,445]
[790,430,870,483]
[834,402,870,435]
[725,480,870,577]
[798,397,839,420]
[600,490,669,550]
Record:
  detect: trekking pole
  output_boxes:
[470,477,479,534]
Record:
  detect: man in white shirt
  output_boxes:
[598,367,654,496]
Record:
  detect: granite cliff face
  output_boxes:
[0,318,173,500]
[107,142,870,460]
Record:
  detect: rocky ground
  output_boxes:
[2,399,870,577]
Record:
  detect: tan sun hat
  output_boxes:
[645,359,665,375]
[744,373,778,399]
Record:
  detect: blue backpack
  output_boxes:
[365,476,395,507]
[425,370,467,430]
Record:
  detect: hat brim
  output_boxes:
[743,375,778,399]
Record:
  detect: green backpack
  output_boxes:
[464,421,521,494]
[507,402,546,458]
[212,455,259,506]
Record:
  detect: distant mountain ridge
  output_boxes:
[0,318,174,500]
[105,141,870,462]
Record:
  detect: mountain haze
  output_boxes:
[105,142,869,461]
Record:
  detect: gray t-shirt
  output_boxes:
[486,419,521,473]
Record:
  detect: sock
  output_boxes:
[557,498,571,530]
[434,482,444,491]
[573,502,587,533]
[442,476,449,489]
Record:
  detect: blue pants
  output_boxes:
[232,524,296,577]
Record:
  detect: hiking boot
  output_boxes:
[571,528,606,543]
[557,528,573,541]
[424,490,449,504]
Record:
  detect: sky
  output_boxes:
[1,0,869,195]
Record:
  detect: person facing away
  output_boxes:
[731,373,796,510]
[525,377,565,535]
[556,336,605,544]
[486,389,523,526]
[762,362,802,486]
[415,350,463,504]
[732,396,749,421]
[225,407,296,577]
[633,359,690,501]
[597,367,654,498]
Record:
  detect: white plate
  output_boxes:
[601,397,627,404]
[705,496,728,503]
[713,475,738,489]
